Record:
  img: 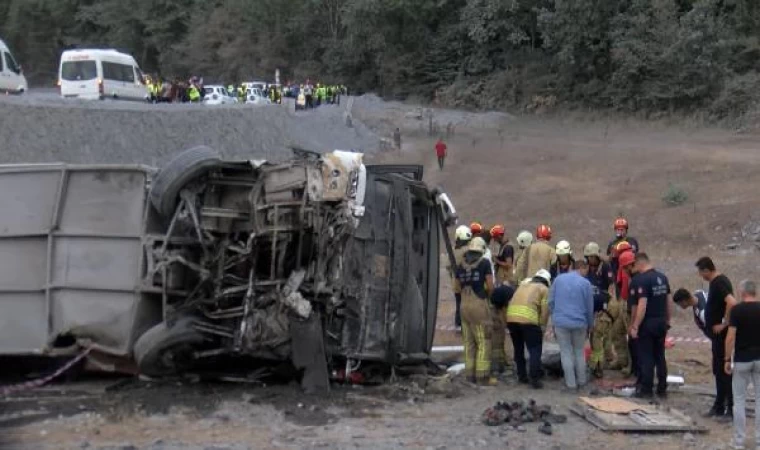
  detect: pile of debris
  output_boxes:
[481,399,567,435]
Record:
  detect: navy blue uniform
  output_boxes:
[586,261,615,313]
[630,268,670,395]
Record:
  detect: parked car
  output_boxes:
[58,49,148,101]
[0,38,27,94]
[245,87,270,105]
[202,85,237,105]
[0,148,457,389]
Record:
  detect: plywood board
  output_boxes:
[579,396,654,414]
[571,401,708,433]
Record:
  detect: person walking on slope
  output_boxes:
[435,138,447,170]
[583,242,618,379]
[628,253,671,399]
[698,256,738,421]
[724,280,760,450]
[513,230,533,285]
[506,269,552,389]
[549,259,594,391]
[454,237,496,385]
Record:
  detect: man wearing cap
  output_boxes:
[506,269,552,389]
[453,237,496,385]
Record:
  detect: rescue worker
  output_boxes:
[454,237,496,385]
[470,222,494,275]
[519,224,555,282]
[187,82,201,103]
[583,242,617,378]
[618,250,640,380]
[450,225,473,329]
[607,217,640,278]
[237,84,246,103]
[513,230,534,284]
[297,85,306,110]
[491,225,514,286]
[550,240,575,280]
[490,283,515,376]
[506,269,552,388]
[304,81,314,109]
[227,84,235,96]
[613,241,636,375]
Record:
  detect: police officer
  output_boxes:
[627,252,671,398]
[583,242,617,378]
[454,237,495,385]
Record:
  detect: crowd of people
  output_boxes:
[450,218,760,449]
[141,74,347,106]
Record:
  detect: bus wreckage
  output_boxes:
[0,147,457,390]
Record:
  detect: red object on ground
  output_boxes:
[435,141,447,157]
[665,336,675,349]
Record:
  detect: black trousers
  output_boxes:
[437,156,445,170]
[637,319,668,394]
[507,323,543,382]
[712,330,733,409]
[628,312,640,380]
[454,293,462,327]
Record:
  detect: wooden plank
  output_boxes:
[570,402,708,433]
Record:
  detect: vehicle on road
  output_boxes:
[202,85,237,105]
[0,38,27,94]
[245,87,270,105]
[58,49,149,101]
[0,148,457,389]
[242,81,268,92]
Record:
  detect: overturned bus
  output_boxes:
[0,147,457,388]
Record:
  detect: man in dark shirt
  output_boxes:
[673,288,710,339]
[629,253,671,398]
[698,256,738,420]
[725,280,760,449]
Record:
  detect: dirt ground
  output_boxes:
[4,98,760,449]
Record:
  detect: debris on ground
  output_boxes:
[481,398,567,431]
[570,397,708,433]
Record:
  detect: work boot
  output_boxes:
[592,366,604,379]
[633,389,653,399]
[703,405,726,418]
[716,409,734,423]
[531,379,544,389]
[538,421,553,435]
[518,376,529,385]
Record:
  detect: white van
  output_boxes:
[58,49,148,101]
[0,39,28,94]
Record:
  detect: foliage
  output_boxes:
[662,183,689,207]
[1,0,760,117]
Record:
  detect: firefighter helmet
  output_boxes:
[584,242,601,257]
[516,230,533,248]
[555,240,572,256]
[490,224,506,238]
[468,237,487,254]
[536,224,552,240]
[455,225,472,242]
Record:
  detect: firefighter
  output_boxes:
[450,225,473,329]
[583,242,617,378]
[454,237,496,385]
[607,217,640,278]
[607,241,634,373]
[513,230,534,284]
[550,240,575,280]
[519,224,555,281]
[491,225,514,286]
[506,269,552,388]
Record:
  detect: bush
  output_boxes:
[662,183,689,207]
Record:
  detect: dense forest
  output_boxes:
[2,0,760,116]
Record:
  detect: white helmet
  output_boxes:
[516,230,533,248]
[455,225,472,241]
[555,240,572,256]
[584,242,601,258]
[535,269,552,285]
[467,237,487,254]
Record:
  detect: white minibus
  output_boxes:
[59,49,148,101]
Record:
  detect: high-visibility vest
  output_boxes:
[188,86,200,101]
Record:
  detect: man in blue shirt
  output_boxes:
[549,259,595,391]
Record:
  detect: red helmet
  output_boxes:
[470,222,483,234]
[614,217,629,230]
[536,224,552,240]
[619,250,636,268]
[615,241,632,253]
[490,225,505,238]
